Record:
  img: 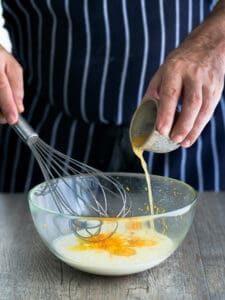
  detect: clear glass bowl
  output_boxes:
[28,173,197,276]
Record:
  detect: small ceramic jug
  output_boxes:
[129,98,180,153]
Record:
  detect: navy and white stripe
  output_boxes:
[46,0,57,106]
[0,0,224,192]
[80,0,91,122]
[63,0,73,116]
[99,0,110,124]
[137,0,149,106]
[16,0,33,83]
[117,0,130,125]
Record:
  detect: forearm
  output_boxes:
[200,0,225,37]
[213,0,225,11]
[175,1,225,67]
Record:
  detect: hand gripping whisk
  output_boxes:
[12,116,130,240]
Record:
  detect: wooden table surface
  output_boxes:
[0,193,225,300]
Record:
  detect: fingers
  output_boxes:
[142,36,225,147]
[157,73,182,136]
[144,71,221,148]
[6,58,24,113]
[170,79,202,143]
[0,71,19,124]
[181,85,219,147]
[0,47,24,125]
[143,69,162,100]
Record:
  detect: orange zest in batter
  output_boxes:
[68,233,157,257]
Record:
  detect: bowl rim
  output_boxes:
[28,172,198,219]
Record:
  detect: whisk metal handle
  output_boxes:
[12,115,39,146]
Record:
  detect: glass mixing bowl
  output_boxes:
[28,173,197,276]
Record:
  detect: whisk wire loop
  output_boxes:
[12,115,131,240]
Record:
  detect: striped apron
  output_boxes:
[0,0,224,192]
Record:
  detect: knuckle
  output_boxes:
[204,85,213,95]
[172,59,183,70]
[160,86,179,99]
[7,57,23,75]
[166,57,182,70]
[189,93,202,106]
[148,89,159,99]
[194,65,205,77]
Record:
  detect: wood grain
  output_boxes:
[0,192,225,300]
